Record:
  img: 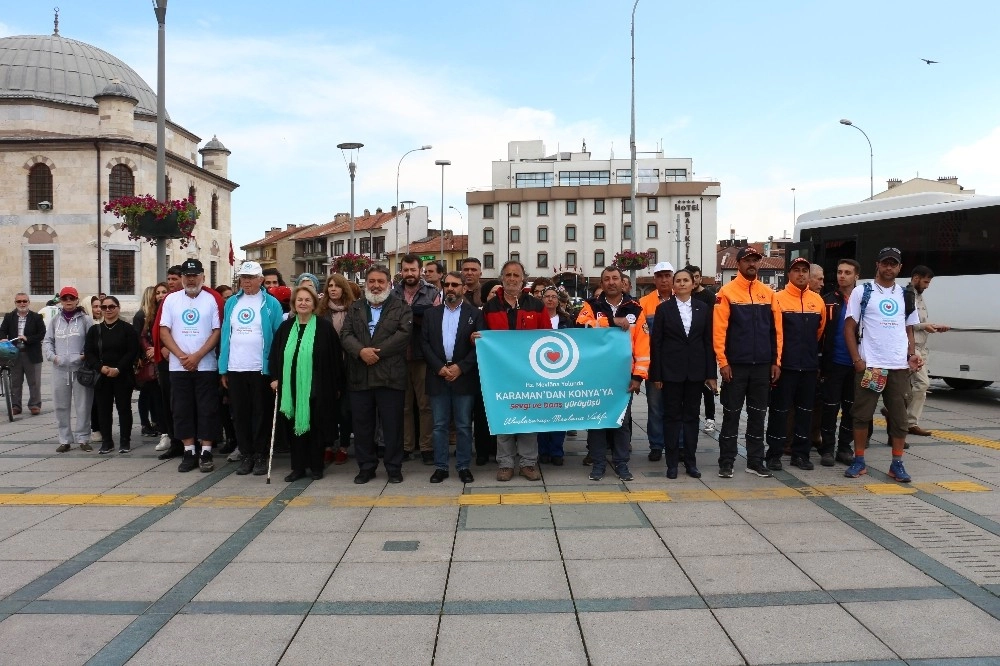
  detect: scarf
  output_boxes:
[280,315,316,435]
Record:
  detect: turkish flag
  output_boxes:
[228,241,235,266]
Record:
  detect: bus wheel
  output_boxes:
[943,378,994,390]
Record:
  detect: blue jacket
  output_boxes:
[218,289,285,375]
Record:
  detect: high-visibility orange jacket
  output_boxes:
[713,273,783,368]
[638,290,670,338]
[774,282,826,371]
[576,294,650,381]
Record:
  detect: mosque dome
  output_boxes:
[0,34,166,118]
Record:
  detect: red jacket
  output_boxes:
[481,287,551,331]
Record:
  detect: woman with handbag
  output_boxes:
[42,286,95,453]
[85,296,139,454]
[133,284,166,437]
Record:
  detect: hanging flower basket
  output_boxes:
[331,253,374,275]
[104,195,199,249]
[612,250,652,271]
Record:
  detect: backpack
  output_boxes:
[857,282,915,341]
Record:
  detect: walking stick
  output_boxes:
[266,392,279,484]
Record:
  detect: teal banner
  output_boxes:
[477,328,633,434]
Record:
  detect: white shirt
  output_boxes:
[226,291,264,372]
[675,296,693,336]
[160,289,221,372]
[845,282,920,370]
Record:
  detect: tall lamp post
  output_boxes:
[337,142,364,258]
[629,0,640,282]
[400,200,416,257]
[154,0,168,281]
[395,145,432,264]
[791,187,796,226]
[839,119,873,200]
[448,205,464,228]
[435,160,451,259]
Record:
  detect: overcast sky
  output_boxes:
[5,1,1000,254]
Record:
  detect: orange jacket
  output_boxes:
[576,295,650,380]
[638,291,669,337]
[713,273,783,368]
[774,282,826,371]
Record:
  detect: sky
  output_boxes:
[4,0,1000,255]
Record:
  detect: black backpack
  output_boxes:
[857,282,916,341]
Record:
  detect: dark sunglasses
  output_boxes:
[100,304,119,311]
[60,295,77,301]
[443,282,464,288]
[15,300,28,304]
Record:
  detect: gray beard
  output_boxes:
[366,289,389,305]
[184,286,202,297]
[445,292,460,305]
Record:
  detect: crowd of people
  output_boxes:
[0,246,946,485]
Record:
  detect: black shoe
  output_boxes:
[218,440,237,455]
[118,443,131,454]
[430,469,449,483]
[539,454,552,464]
[178,451,198,473]
[376,446,385,459]
[648,449,663,462]
[458,468,474,483]
[582,454,594,466]
[284,470,306,482]
[718,464,734,478]
[790,456,815,471]
[835,450,856,465]
[666,466,678,479]
[354,469,376,484]
[475,454,489,466]
[820,453,836,467]
[252,455,268,476]
[311,471,323,480]
[159,444,183,460]
[746,460,773,477]
[99,442,114,455]
[388,471,403,484]
[421,451,434,466]
[199,451,215,473]
[766,458,783,471]
[686,465,702,478]
[140,426,158,438]
[550,457,564,466]
[402,451,412,462]
[236,455,255,475]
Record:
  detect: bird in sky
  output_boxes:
[921,58,939,65]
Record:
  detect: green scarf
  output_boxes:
[280,315,316,436]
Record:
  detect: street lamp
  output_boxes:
[448,205,464,227]
[435,160,451,259]
[791,187,796,226]
[337,142,364,258]
[629,0,640,282]
[395,145,432,258]
[839,119,873,200]
[401,200,416,259]
[154,0,168,281]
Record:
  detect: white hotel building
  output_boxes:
[466,140,720,293]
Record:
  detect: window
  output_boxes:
[566,200,577,215]
[647,249,658,265]
[108,249,136,295]
[623,199,632,214]
[663,168,687,182]
[334,240,344,255]
[210,261,218,288]
[188,185,196,203]
[510,227,520,243]
[594,250,605,268]
[647,223,658,238]
[515,172,553,188]
[29,250,54,295]
[483,228,494,244]
[537,226,548,242]
[616,168,659,184]
[510,203,521,217]
[624,224,633,240]
[565,225,576,242]
[484,204,494,219]
[566,251,577,268]
[647,197,658,212]
[28,163,53,210]
[373,237,385,256]
[109,164,134,200]
[537,201,548,216]
[510,252,520,264]
[594,199,606,215]
[537,252,548,268]
[484,253,495,269]
[211,193,219,230]
[594,224,606,240]
[558,170,610,186]
[360,238,371,254]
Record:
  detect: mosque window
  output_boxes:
[28,164,53,210]
[109,164,134,200]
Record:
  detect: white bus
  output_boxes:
[792,192,999,389]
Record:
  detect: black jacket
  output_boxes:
[269,315,344,434]
[649,298,717,383]
[84,320,140,383]
[340,294,413,391]
[821,288,849,371]
[421,301,483,396]
[0,309,46,363]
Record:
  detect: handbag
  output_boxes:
[134,358,156,388]
[76,325,102,388]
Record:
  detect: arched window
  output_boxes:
[28,163,53,210]
[109,164,134,201]
[211,193,219,230]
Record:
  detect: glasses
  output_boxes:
[15,300,28,304]
[60,295,77,301]
[443,282,464,288]
[100,304,118,311]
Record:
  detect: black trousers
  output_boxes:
[170,371,221,443]
[719,363,770,466]
[701,383,716,420]
[473,390,497,458]
[227,371,275,458]
[95,375,134,445]
[663,380,701,469]
[587,398,633,471]
[282,411,325,474]
[765,369,818,461]
[351,388,404,474]
[820,362,856,455]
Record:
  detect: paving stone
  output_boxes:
[194,562,335,602]
[556,527,670,560]
[435,613,586,666]
[0,613,134,665]
[263,507,370,533]
[0,528,113,560]
[786,549,940,590]
[40,561,196,601]
[0,559,61,597]
[445,560,570,602]
[676,553,820,596]
[461,505,553,530]
[284,615,438,664]
[234,531,353,563]
[341,530,455,563]
[639,501,746,528]
[319,561,449,602]
[0,471,71,487]
[129,613,302,665]
[0,505,65,531]
[146,507,258,532]
[656,524,779,556]
[452,529,561,561]
[101,530,231,563]
[551,503,649,529]
[359,506,459,532]
[581,609,744,665]
[565,557,697,599]
[36,506,150,531]
[714,603,895,664]
[753,520,882,552]
[726,498,841,524]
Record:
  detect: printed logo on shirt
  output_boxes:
[182,308,201,326]
[528,332,579,380]
[237,308,256,325]
[878,298,899,317]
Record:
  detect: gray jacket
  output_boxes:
[340,293,412,391]
[391,280,440,360]
[42,308,92,370]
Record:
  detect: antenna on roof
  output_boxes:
[53,7,60,35]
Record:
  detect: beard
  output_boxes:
[445,292,460,305]
[404,275,419,286]
[184,284,202,296]
[366,288,389,305]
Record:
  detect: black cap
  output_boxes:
[736,247,763,261]
[789,256,810,268]
[876,247,902,263]
[181,258,204,275]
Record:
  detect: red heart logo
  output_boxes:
[546,351,561,362]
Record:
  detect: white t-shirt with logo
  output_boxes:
[160,289,221,372]
[845,282,920,370]
[226,291,264,372]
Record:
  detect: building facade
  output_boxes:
[466,140,720,292]
[241,224,314,285]
[0,32,237,311]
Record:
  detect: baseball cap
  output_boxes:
[736,247,763,261]
[58,286,79,299]
[789,257,810,268]
[652,261,675,274]
[181,258,204,275]
[877,247,902,262]
[237,261,263,276]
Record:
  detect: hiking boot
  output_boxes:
[790,456,814,471]
[766,458,783,471]
[615,464,634,481]
[178,451,198,473]
[519,466,541,481]
[199,451,215,473]
[908,426,932,437]
[745,460,772,478]
[888,459,912,483]
[718,464,734,478]
[56,443,71,453]
[844,458,867,478]
[835,450,856,465]
[820,452,836,467]
[236,455,255,475]
[252,455,268,476]
[496,467,514,482]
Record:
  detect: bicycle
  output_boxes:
[0,340,19,422]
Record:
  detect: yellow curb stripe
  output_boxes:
[864,483,918,495]
[874,417,1000,450]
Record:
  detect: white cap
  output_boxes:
[237,261,263,276]
[652,261,675,274]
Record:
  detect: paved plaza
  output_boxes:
[1,369,999,665]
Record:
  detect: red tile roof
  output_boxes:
[295,210,405,240]
[388,235,468,256]
[241,224,315,249]
[717,243,785,270]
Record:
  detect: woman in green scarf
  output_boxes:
[269,284,344,481]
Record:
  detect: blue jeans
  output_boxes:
[430,390,474,471]
[538,431,566,457]
[646,380,664,451]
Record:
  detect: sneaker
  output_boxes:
[178,451,198,473]
[790,456,814,471]
[79,442,93,452]
[252,455,268,476]
[119,443,131,454]
[615,464,634,481]
[99,442,114,455]
[766,458,783,471]
[199,451,215,473]
[56,443,71,453]
[844,458,868,478]
[718,464,734,478]
[236,455,255,475]
[519,466,541,481]
[703,419,716,433]
[589,468,605,481]
[90,431,102,443]
[140,426,157,438]
[582,454,594,466]
[155,434,171,451]
[227,450,243,463]
[888,459,912,483]
[820,453,836,467]
[745,461,772,478]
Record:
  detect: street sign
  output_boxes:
[419,255,436,261]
